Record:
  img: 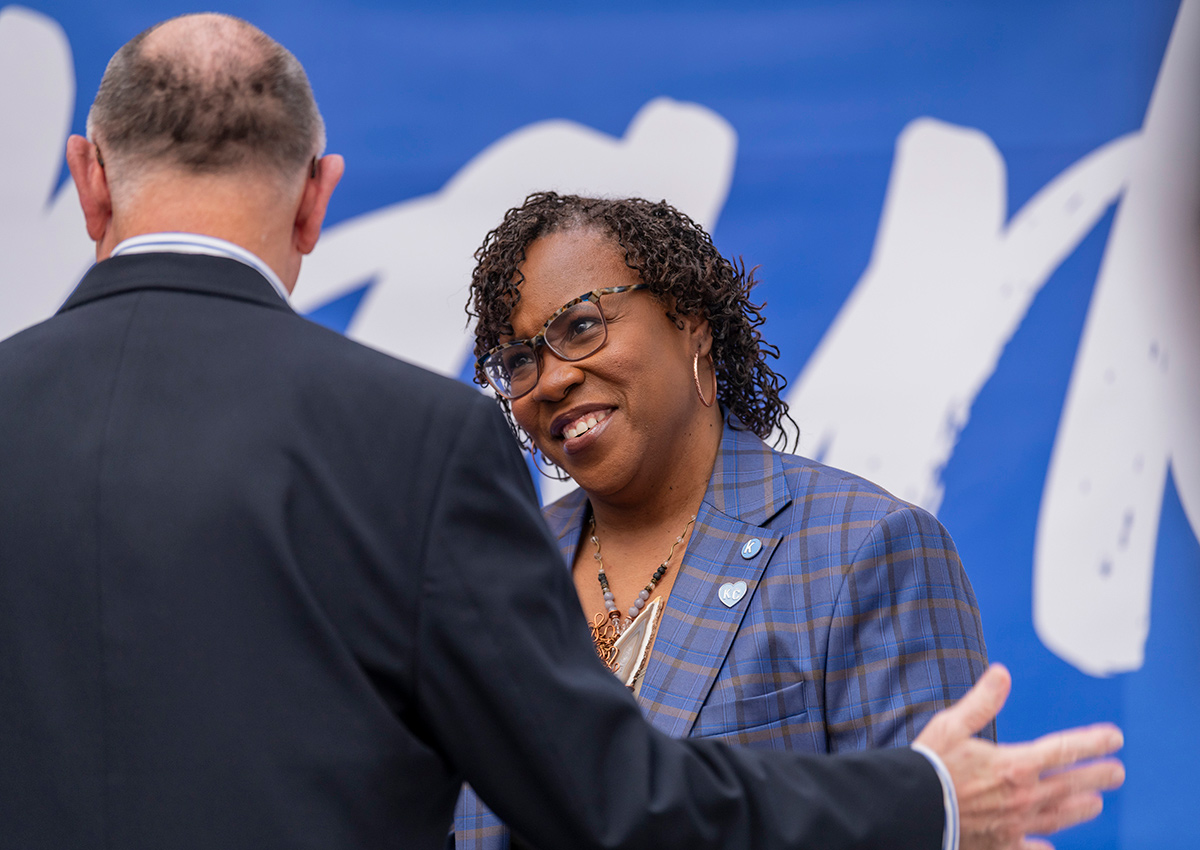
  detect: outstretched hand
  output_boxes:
[915,664,1125,850]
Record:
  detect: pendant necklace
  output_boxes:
[587,513,697,671]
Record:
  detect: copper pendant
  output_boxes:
[589,612,621,672]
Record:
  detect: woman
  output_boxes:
[455,193,989,849]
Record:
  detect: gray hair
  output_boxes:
[86,14,325,181]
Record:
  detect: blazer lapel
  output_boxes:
[539,426,793,739]
[635,423,793,738]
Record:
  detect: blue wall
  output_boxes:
[3,3,1195,847]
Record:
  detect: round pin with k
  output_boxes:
[740,537,763,559]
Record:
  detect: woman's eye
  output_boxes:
[566,316,601,338]
[504,349,536,374]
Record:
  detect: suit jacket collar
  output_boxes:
[542,416,794,736]
[58,253,294,316]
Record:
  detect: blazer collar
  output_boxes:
[542,416,792,549]
[542,416,795,737]
[58,253,294,316]
[703,417,793,526]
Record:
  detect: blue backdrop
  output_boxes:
[1,3,1196,847]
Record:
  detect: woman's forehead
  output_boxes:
[507,229,636,334]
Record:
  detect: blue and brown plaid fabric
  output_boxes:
[454,418,989,848]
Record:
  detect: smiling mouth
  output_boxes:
[561,409,612,440]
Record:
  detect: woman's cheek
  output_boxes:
[511,401,549,452]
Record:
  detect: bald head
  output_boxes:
[68,13,345,289]
[87,13,325,187]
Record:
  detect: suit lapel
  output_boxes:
[636,423,792,738]
[539,425,793,738]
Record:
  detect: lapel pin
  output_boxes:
[740,537,763,559]
[718,580,748,608]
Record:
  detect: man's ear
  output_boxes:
[65,135,112,244]
[293,153,344,255]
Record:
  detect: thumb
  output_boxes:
[944,663,1011,739]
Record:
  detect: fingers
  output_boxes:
[940,662,1012,740]
[1024,791,1105,836]
[1020,723,1124,771]
[1031,758,1124,816]
[1017,760,1123,841]
[1043,757,1125,792]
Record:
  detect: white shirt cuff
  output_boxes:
[911,742,959,850]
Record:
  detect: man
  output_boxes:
[0,13,1122,850]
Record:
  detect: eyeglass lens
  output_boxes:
[485,299,608,398]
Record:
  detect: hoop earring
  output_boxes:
[693,352,716,408]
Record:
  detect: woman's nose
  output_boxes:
[531,347,584,401]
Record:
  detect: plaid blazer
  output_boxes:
[454,419,989,849]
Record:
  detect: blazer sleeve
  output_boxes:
[823,504,993,752]
[412,396,947,850]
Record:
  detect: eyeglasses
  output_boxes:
[478,283,650,400]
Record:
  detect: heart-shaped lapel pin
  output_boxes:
[718,580,748,608]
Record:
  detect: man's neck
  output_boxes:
[104,175,301,292]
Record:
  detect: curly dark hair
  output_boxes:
[468,191,795,452]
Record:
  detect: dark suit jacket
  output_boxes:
[0,252,944,850]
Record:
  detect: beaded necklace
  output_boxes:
[587,513,697,669]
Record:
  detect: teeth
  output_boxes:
[563,410,609,440]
